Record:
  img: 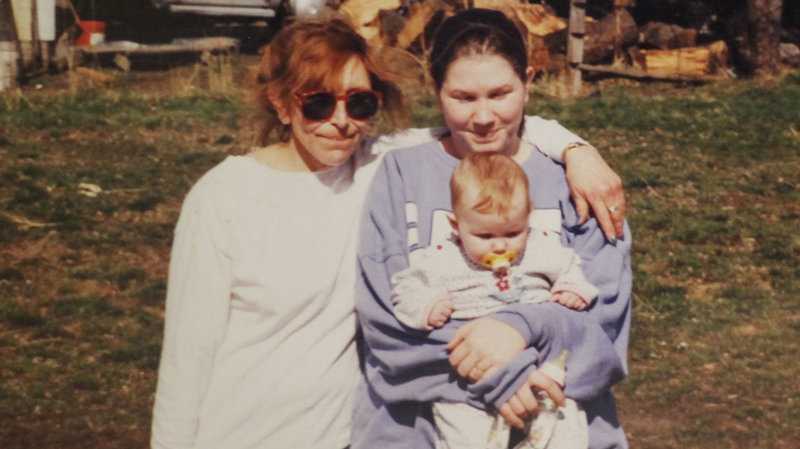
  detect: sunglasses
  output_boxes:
[296,90,382,122]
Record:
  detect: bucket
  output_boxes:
[0,42,19,92]
[75,21,106,46]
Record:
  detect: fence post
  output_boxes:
[0,0,21,91]
[566,0,586,94]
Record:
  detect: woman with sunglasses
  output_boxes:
[150,19,407,449]
[354,8,631,449]
[151,17,625,449]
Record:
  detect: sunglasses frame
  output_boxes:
[295,89,383,122]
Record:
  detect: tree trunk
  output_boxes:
[746,0,783,78]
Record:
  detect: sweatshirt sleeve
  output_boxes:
[533,234,600,305]
[524,115,588,164]
[391,258,450,331]
[151,183,233,449]
[488,213,632,403]
[355,153,463,402]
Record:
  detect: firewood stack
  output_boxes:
[628,20,730,79]
[630,40,729,79]
[332,0,732,82]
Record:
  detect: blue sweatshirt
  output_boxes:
[353,141,632,449]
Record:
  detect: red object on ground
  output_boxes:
[75,21,106,46]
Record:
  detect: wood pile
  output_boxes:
[630,40,729,79]
[333,0,732,82]
[583,9,639,65]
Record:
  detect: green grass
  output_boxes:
[531,75,800,448]
[1,61,799,448]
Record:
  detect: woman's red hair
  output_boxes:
[255,19,405,144]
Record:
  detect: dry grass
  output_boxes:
[1,57,799,448]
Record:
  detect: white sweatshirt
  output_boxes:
[151,153,372,449]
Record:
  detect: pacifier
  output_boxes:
[480,251,518,273]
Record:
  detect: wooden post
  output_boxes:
[566,0,586,93]
[614,0,634,65]
[745,0,783,78]
[1,0,21,91]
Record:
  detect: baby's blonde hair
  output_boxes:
[450,152,532,217]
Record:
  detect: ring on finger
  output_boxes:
[608,204,619,213]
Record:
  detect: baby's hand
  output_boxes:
[428,298,455,328]
[549,291,588,311]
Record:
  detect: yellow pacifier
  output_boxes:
[480,251,518,273]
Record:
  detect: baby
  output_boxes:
[391,152,596,449]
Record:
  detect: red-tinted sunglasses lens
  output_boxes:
[299,90,381,121]
[345,90,381,120]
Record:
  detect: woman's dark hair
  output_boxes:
[429,8,528,91]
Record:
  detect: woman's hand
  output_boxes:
[563,144,626,243]
[498,369,566,428]
[446,317,526,383]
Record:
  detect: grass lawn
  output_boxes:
[1,57,799,448]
